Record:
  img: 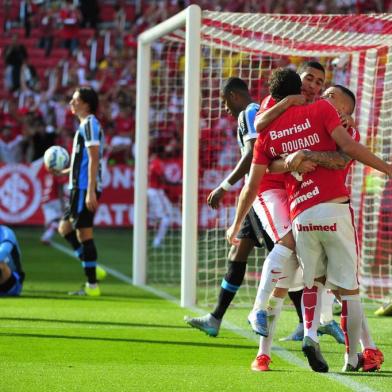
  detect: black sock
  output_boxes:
[211,261,247,320]
[289,289,303,323]
[64,231,82,259]
[81,239,97,284]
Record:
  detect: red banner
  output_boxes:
[0,160,241,228]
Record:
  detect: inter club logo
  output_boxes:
[0,165,42,223]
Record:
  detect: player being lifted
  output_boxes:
[227,68,390,372]
[57,86,106,296]
[184,77,275,336]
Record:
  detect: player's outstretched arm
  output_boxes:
[255,95,305,133]
[226,163,267,245]
[332,125,392,176]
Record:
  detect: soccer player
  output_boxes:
[148,151,174,248]
[184,77,277,336]
[0,225,24,297]
[57,86,106,297]
[375,299,392,316]
[40,168,68,245]
[251,85,362,372]
[254,61,344,343]
[227,68,391,372]
[244,64,326,336]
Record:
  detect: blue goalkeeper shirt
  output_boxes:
[0,225,23,278]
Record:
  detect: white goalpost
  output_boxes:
[134,5,201,307]
[134,7,392,307]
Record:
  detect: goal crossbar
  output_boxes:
[134,6,392,307]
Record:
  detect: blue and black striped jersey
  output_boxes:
[69,114,104,192]
[236,102,260,156]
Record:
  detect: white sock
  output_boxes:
[253,244,292,311]
[154,216,171,246]
[360,312,376,350]
[341,295,362,366]
[302,281,323,342]
[258,296,284,357]
[320,289,334,324]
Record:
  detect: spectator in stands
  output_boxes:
[38,4,56,57]
[21,104,55,162]
[79,0,100,29]
[3,34,28,92]
[20,60,39,92]
[59,0,80,55]
[107,105,134,165]
[0,123,25,164]
[113,1,127,50]
[0,100,25,163]
[3,0,12,33]
[19,0,33,38]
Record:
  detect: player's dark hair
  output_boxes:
[298,61,325,74]
[76,86,99,114]
[333,84,356,109]
[269,68,302,101]
[222,77,249,96]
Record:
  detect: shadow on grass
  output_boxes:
[20,290,161,302]
[0,331,256,350]
[1,316,190,330]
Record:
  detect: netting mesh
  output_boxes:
[144,12,392,304]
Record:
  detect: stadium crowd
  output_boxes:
[1,0,391,165]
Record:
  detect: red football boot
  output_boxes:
[251,354,271,371]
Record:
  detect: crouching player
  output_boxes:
[0,225,25,296]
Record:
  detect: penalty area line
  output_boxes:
[51,241,376,392]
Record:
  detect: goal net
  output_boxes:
[135,8,392,306]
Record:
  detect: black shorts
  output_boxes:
[237,207,274,251]
[63,189,100,229]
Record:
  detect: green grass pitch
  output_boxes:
[0,228,390,392]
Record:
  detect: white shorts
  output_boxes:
[292,203,359,290]
[275,254,304,290]
[147,188,173,222]
[253,189,291,243]
[42,199,63,225]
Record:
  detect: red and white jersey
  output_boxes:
[255,95,286,193]
[40,165,68,204]
[253,99,350,220]
[149,157,165,190]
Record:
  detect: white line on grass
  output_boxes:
[50,241,133,284]
[51,241,377,392]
